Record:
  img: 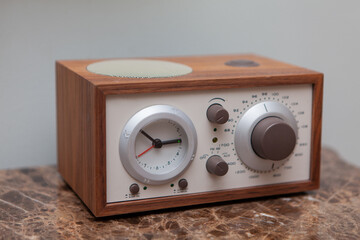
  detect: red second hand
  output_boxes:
[137,145,154,158]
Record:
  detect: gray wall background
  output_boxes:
[1,0,359,169]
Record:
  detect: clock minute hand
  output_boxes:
[140,129,155,142]
[161,139,182,145]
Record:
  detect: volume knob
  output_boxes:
[251,117,296,161]
[207,104,229,124]
[206,155,229,176]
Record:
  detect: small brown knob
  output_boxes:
[251,117,296,161]
[178,179,188,189]
[207,104,229,124]
[206,155,229,176]
[129,183,140,195]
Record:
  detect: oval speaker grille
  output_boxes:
[87,59,192,78]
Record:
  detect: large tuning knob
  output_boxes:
[251,117,296,161]
[234,101,298,172]
[207,104,229,124]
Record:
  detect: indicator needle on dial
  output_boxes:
[137,145,154,158]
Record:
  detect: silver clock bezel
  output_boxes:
[119,105,197,185]
[234,101,298,172]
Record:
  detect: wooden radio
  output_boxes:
[56,54,323,217]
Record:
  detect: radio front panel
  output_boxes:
[106,84,312,203]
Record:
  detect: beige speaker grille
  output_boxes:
[86,59,192,78]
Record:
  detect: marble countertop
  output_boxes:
[0,148,359,239]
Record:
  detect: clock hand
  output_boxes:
[139,130,163,148]
[136,145,154,158]
[162,139,182,145]
[140,129,155,142]
[136,138,182,158]
[152,138,182,148]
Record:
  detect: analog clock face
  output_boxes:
[119,105,197,185]
[134,119,188,174]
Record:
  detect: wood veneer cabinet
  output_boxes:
[56,54,323,217]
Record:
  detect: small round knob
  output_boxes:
[251,117,296,161]
[129,183,140,195]
[207,104,229,124]
[178,179,188,189]
[206,155,229,176]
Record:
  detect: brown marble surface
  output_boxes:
[0,148,359,239]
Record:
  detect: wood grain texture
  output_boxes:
[99,181,318,216]
[56,63,105,215]
[57,54,320,95]
[56,54,323,217]
[310,74,323,188]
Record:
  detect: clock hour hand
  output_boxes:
[162,139,182,145]
[153,138,182,148]
[140,129,155,142]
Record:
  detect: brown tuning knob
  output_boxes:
[251,117,296,161]
[206,155,229,176]
[207,104,229,124]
